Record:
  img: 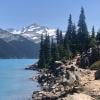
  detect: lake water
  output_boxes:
[0,59,40,100]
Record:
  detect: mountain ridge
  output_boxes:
[7,23,57,43]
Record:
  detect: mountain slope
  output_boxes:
[0,29,39,58]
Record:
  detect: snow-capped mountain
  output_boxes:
[0,23,65,58]
[7,23,57,43]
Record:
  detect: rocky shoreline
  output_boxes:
[26,57,100,100]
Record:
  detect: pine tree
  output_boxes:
[56,29,67,60]
[71,24,77,44]
[66,14,73,40]
[63,14,73,59]
[91,26,95,38]
[51,37,59,62]
[77,7,89,52]
[38,34,45,68]
[64,14,77,57]
[64,14,73,50]
[43,34,51,68]
[88,26,96,48]
[65,14,73,42]
[70,24,77,57]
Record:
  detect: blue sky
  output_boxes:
[0,0,99,31]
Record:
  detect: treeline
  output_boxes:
[38,7,100,68]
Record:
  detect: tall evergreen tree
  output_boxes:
[71,24,77,44]
[65,14,73,41]
[70,24,77,57]
[77,7,89,52]
[43,34,51,68]
[51,37,59,62]
[88,26,96,48]
[38,34,45,68]
[64,14,73,49]
[91,26,95,38]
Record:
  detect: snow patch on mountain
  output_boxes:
[7,23,57,43]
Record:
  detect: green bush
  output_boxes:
[90,61,100,70]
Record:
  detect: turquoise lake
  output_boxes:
[0,59,40,100]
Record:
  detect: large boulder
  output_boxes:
[95,69,100,80]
